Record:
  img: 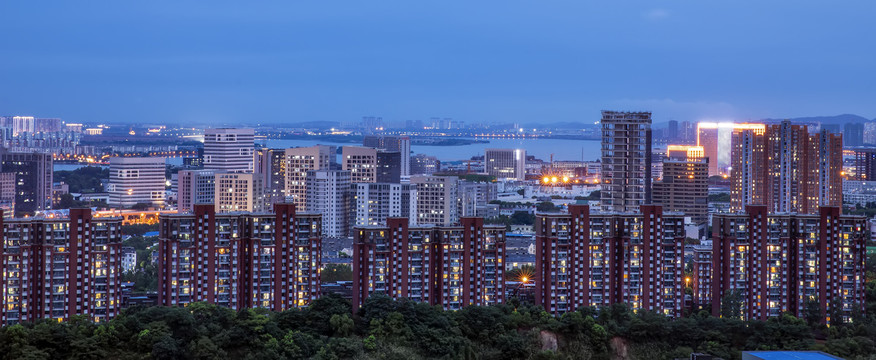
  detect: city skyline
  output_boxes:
[2,2,876,125]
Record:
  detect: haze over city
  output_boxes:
[2,1,875,125]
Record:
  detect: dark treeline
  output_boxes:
[2,293,876,360]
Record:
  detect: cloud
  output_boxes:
[643,8,670,20]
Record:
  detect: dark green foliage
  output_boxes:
[321,264,353,283]
[2,268,876,360]
[122,223,160,237]
[54,167,109,193]
[708,193,731,202]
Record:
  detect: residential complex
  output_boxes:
[1,209,123,325]
[353,183,416,227]
[352,217,506,310]
[709,206,867,324]
[730,121,842,214]
[157,203,322,310]
[214,172,267,213]
[653,145,709,225]
[107,156,166,208]
[342,146,378,183]
[600,111,652,212]
[176,169,216,213]
[535,205,685,316]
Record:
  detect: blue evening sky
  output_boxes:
[1,1,874,126]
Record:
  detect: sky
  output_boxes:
[1,1,875,126]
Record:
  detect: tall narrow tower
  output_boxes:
[600,111,652,212]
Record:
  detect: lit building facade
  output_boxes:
[305,169,352,238]
[730,121,842,214]
[203,128,255,173]
[0,151,53,213]
[214,172,267,213]
[1,209,123,325]
[653,146,709,225]
[177,169,215,213]
[484,148,526,181]
[157,203,322,310]
[353,183,416,227]
[711,206,867,324]
[352,217,505,310]
[285,146,334,210]
[342,146,378,184]
[600,111,652,212]
[535,205,685,316]
[410,175,459,226]
[107,156,166,208]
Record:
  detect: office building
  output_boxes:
[353,183,416,227]
[285,145,334,209]
[376,151,402,183]
[411,154,440,175]
[458,180,498,217]
[600,111,652,212]
[342,146,378,183]
[410,175,459,225]
[305,170,352,238]
[363,135,411,176]
[254,148,287,202]
[653,145,709,225]
[107,156,166,208]
[697,125,721,175]
[535,205,685,316]
[352,217,505,311]
[203,128,255,172]
[177,169,216,213]
[0,151,53,214]
[1,208,123,325]
[214,172,267,213]
[710,206,867,324]
[730,121,842,214]
[484,148,526,180]
[157,203,322,310]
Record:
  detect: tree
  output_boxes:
[720,290,743,320]
[321,264,352,283]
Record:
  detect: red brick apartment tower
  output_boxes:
[535,205,684,317]
[1,209,123,325]
[352,217,504,311]
[535,204,590,314]
[711,206,866,324]
[158,203,321,310]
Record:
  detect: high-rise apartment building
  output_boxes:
[177,169,216,213]
[342,146,378,183]
[653,146,709,225]
[363,135,411,176]
[844,123,864,147]
[107,156,166,208]
[1,209,123,325]
[376,151,402,183]
[852,147,876,181]
[411,154,440,175]
[157,203,322,310]
[0,150,53,214]
[710,206,867,324]
[484,148,526,180]
[410,175,459,225]
[458,180,498,217]
[285,145,334,210]
[600,111,652,212]
[352,217,505,311]
[0,172,15,214]
[353,183,416,227]
[254,148,287,202]
[535,205,685,316]
[305,170,352,238]
[691,242,713,309]
[730,121,842,214]
[214,172,267,213]
[203,128,255,172]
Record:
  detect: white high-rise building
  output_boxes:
[214,172,267,213]
[306,170,352,238]
[353,183,416,227]
[410,175,458,226]
[285,145,334,210]
[484,148,525,180]
[342,146,378,184]
[203,128,255,173]
[176,169,216,212]
[107,157,166,208]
